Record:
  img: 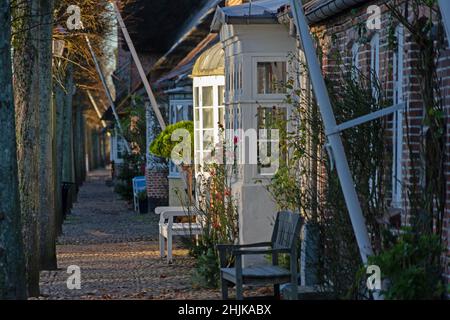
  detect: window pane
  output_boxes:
[188,105,193,120]
[203,130,214,150]
[218,107,224,127]
[202,86,213,106]
[219,108,225,127]
[170,104,175,123]
[257,106,287,173]
[195,151,201,167]
[176,105,184,121]
[117,138,126,159]
[203,108,214,128]
[218,85,225,106]
[194,130,200,152]
[194,108,200,127]
[257,62,287,94]
[194,87,199,107]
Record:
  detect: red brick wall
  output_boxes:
[146,167,169,199]
[308,0,449,287]
[437,33,450,288]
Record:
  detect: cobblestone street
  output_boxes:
[38,169,222,300]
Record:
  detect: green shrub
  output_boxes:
[114,153,144,202]
[368,229,445,300]
[149,120,194,160]
[191,248,221,289]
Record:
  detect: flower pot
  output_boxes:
[138,198,148,214]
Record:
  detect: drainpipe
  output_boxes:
[306,0,369,24]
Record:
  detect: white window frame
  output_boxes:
[370,33,380,85]
[193,75,225,172]
[168,99,193,178]
[111,132,126,164]
[253,56,288,100]
[351,42,360,80]
[392,25,404,208]
[254,105,290,178]
[369,33,380,196]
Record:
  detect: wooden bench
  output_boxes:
[217,211,302,300]
[155,206,202,263]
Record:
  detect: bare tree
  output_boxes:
[12,0,41,297]
[0,0,28,300]
[38,0,57,271]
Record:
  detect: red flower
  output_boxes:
[234,136,239,145]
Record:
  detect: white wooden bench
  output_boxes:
[155,206,202,263]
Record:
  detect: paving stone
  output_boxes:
[38,169,272,300]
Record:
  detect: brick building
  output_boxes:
[296,0,449,289]
[210,0,449,290]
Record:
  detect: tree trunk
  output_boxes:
[13,0,41,297]
[62,63,75,206]
[80,112,87,181]
[54,79,65,235]
[0,0,28,299]
[38,0,57,270]
[73,103,84,187]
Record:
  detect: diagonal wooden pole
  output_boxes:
[86,90,107,128]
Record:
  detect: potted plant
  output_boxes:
[137,190,148,214]
[150,121,195,204]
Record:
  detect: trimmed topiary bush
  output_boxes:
[149,120,194,161]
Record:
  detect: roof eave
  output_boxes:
[211,10,280,32]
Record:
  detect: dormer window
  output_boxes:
[257,61,287,94]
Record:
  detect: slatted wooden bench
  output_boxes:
[217,211,302,300]
[155,206,202,263]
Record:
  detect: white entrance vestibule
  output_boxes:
[212,0,296,266]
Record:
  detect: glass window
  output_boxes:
[218,107,224,127]
[202,86,213,106]
[170,104,176,123]
[351,42,360,80]
[194,108,200,128]
[194,87,199,107]
[370,33,380,80]
[218,85,225,106]
[257,62,287,94]
[392,26,404,208]
[194,130,201,152]
[203,130,214,150]
[187,104,193,120]
[257,106,287,174]
[117,137,126,159]
[194,82,225,170]
[176,104,184,122]
[202,108,214,128]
